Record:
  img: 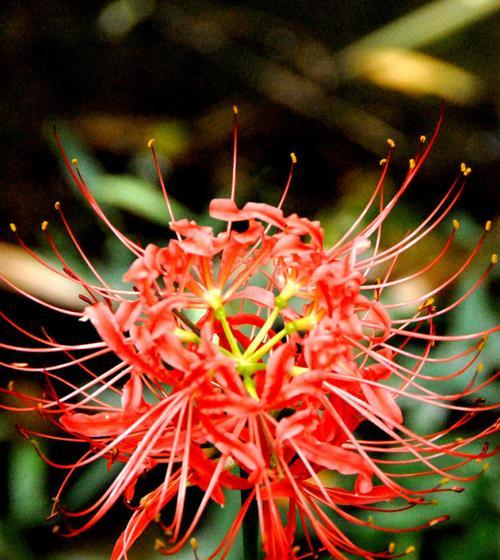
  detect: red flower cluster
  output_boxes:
[1,112,498,560]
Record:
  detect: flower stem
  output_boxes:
[241,478,259,560]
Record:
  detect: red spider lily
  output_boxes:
[1,108,498,560]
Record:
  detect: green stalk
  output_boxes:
[247,327,288,362]
[215,307,242,356]
[241,477,259,560]
[243,306,281,357]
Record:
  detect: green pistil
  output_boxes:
[237,359,264,401]
[173,328,200,344]
[243,306,281,358]
[247,314,319,363]
[243,282,299,358]
[178,284,317,401]
[215,306,242,356]
[243,374,259,401]
[247,327,289,363]
[236,359,266,376]
[291,365,309,376]
[206,289,242,357]
[285,315,318,334]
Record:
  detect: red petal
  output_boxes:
[122,374,145,412]
[228,286,275,309]
[361,382,403,426]
[230,219,263,244]
[111,482,179,560]
[201,415,265,482]
[157,331,198,371]
[115,300,142,332]
[85,303,154,374]
[286,214,324,248]
[300,438,373,493]
[262,343,295,404]
[60,410,133,437]
[242,201,286,229]
[275,408,318,444]
[209,198,244,221]
[272,234,311,257]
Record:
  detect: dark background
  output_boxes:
[0,1,498,559]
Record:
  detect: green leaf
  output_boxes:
[95,174,192,226]
[9,442,49,526]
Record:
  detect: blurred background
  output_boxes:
[0,1,499,559]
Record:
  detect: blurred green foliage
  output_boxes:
[0,1,498,559]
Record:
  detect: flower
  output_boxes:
[1,110,498,560]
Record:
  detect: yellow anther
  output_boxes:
[54,201,61,210]
[367,515,374,524]
[71,158,78,166]
[9,223,17,232]
[232,105,238,115]
[420,135,426,143]
[7,380,14,391]
[190,538,199,550]
[147,138,155,148]
[482,461,490,472]
[405,546,416,554]
[52,525,60,534]
[418,297,434,311]
[460,163,472,175]
[379,158,387,165]
[409,158,415,169]
[429,517,443,526]
[389,542,396,553]
[440,476,450,485]
[154,538,166,551]
[477,362,484,373]
[484,220,492,231]
[140,494,153,507]
[387,138,395,148]
[491,254,498,264]
[290,152,297,164]
[41,220,48,231]
[453,219,460,230]
[431,499,439,505]
[455,437,464,442]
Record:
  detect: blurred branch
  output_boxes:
[350,48,483,104]
[0,241,83,309]
[161,4,406,152]
[159,1,497,152]
[337,0,500,78]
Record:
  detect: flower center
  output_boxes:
[196,281,321,398]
